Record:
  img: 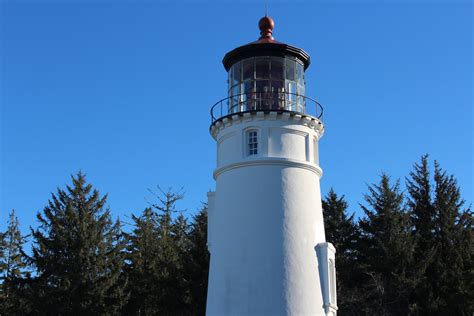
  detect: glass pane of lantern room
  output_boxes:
[256,57,270,79]
[297,95,304,113]
[287,81,297,111]
[270,58,284,80]
[256,80,270,110]
[297,84,305,113]
[285,59,295,81]
[243,81,255,111]
[242,58,254,81]
[228,67,232,93]
[232,62,241,86]
[271,80,284,109]
[231,84,240,113]
[256,80,270,94]
[232,84,240,97]
[243,80,254,95]
[296,62,304,86]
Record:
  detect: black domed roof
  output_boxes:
[222,16,311,71]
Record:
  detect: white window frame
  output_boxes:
[246,129,259,156]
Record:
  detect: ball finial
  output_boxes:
[258,16,274,40]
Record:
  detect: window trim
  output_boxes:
[245,129,259,157]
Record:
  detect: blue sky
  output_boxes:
[1,0,472,234]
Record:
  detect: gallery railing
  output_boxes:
[210,92,323,124]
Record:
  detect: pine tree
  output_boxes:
[0,210,29,315]
[322,189,360,315]
[186,204,210,316]
[358,175,418,315]
[28,172,128,315]
[432,162,473,314]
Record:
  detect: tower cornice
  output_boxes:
[210,110,324,140]
[213,158,323,180]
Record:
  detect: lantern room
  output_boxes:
[211,16,322,121]
[226,55,305,113]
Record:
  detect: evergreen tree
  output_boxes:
[0,210,29,315]
[186,204,210,316]
[407,156,473,314]
[123,207,162,315]
[358,175,418,315]
[28,172,128,315]
[407,155,436,246]
[171,212,192,311]
[406,155,438,313]
[457,208,474,314]
[322,189,360,315]
[125,188,191,315]
[431,162,473,314]
[151,188,190,315]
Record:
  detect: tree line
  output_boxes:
[0,155,472,315]
[324,156,472,315]
[0,176,209,316]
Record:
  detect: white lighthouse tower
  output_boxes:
[206,16,337,316]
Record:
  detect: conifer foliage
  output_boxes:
[0,210,28,315]
[124,188,194,315]
[357,175,418,315]
[431,161,472,314]
[322,157,473,315]
[28,172,128,315]
[123,207,161,315]
[406,155,438,312]
[322,189,359,314]
[0,157,471,315]
[404,156,473,314]
[186,205,210,316]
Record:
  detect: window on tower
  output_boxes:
[247,130,258,156]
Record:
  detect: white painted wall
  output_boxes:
[316,243,338,315]
[207,111,335,316]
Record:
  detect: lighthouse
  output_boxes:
[206,16,337,316]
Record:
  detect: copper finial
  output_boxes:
[258,16,274,40]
